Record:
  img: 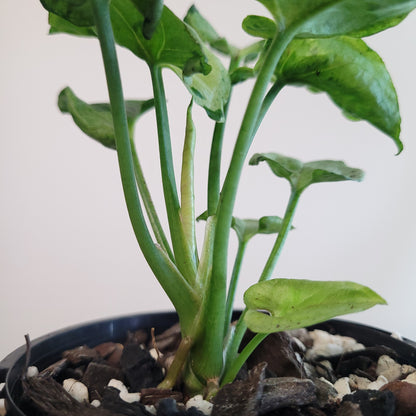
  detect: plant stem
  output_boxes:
[224,240,247,336]
[221,333,268,386]
[91,0,199,333]
[158,336,193,390]
[207,118,226,217]
[259,189,300,282]
[150,65,197,282]
[207,58,239,216]
[130,139,174,261]
[193,29,297,380]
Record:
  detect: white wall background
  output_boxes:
[1,0,416,360]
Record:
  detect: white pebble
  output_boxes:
[91,399,101,408]
[391,332,403,340]
[186,394,213,415]
[348,374,371,390]
[145,404,157,415]
[26,366,39,378]
[333,377,351,399]
[149,348,161,361]
[404,372,416,385]
[108,379,128,394]
[306,330,364,359]
[63,378,89,403]
[376,355,402,382]
[367,375,388,390]
[120,391,141,403]
[401,364,416,376]
[0,399,6,416]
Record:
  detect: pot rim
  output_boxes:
[1,311,415,415]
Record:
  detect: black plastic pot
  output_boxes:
[1,312,416,415]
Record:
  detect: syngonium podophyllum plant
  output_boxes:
[39,0,416,396]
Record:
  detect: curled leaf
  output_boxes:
[184,6,235,56]
[244,278,387,333]
[58,87,154,148]
[242,15,277,39]
[250,153,364,192]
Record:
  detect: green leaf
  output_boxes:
[175,47,231,122]
[249,153,364,192]
[132,0,164,40]
[110,1,210,73]
[58,87,154,149]
[242,15,277,39]
[48,1,231,121]
[40,0,95,27]
[244,278,387,333]
[256,0,416,38]
[232,215,288,243]
[49,13,96,36]
[276,37,402,151]
[230,67,256,85]
[184,6,235,56]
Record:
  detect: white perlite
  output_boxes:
[333,377,351,399]
[91,399,101,408]
[404,372,416,385]
[376,355,402,382]
[186,394,213,415]
[367,375,388,390]
[26,366,39,378]
[108,379,128,394]
[145,404,157,415]
[306,330,364,359]
[348,374,371,390]
[63,378,89,403]
[120,391,141,403]
[107,379,141,403]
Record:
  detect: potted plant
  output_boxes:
[2,0,416,414]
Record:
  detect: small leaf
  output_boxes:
[40,0,95,27]
[49,13,96,36]
[256,0,416,38]
[276,37,402,151]
[49,1,231,121]
[230,67,256,85]
[177,47,231,122]
[232,215,288,243]
[184,6,235,56]
[244,278,387,333]
[249,153,364,192]
[58,87,154,148]
[242,15,277,39]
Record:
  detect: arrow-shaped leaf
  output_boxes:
[244,278,387,333]
[45,1,231,121]
[250,153,364,192]
[256,0,416,38]
[58,87,154,148]
[184,6,236,56]
[276,37,402,151]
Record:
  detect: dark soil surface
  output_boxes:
[17,323,416,416]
